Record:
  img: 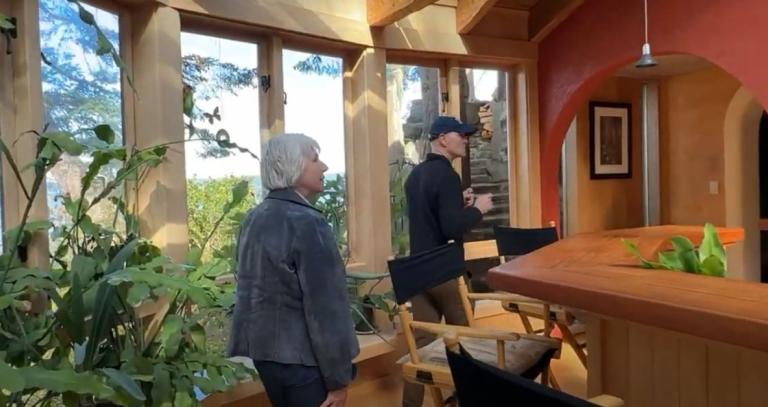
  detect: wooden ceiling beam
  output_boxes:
[456,0,500,34]
[528,0,582,42]
[367,0,439,27]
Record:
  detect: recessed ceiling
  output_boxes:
[614,54,714,79]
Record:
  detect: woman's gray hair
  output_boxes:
[261,133,321,191]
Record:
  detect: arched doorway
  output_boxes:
[537,0,768,226]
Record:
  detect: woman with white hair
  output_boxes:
[228,133,358,407]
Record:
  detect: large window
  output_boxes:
[386,64,441,257]
[39,1,124,245]
[181,32,260,261]
[459,68,510,242]
[180,32,260,357]
[283,49,348,255]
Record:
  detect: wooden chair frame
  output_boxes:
[464,222,588,373]
[398,275,561,406]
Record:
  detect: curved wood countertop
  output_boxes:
[485,225,768,352]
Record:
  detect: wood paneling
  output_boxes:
[588,317,768,407]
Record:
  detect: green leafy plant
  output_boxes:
[0,126,256,406]
[622,223,727,277]
[346,272,396,335]
[312,175,348,256]
[389,159,414,257]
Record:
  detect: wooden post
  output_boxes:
[343,47,391,270]
[510,61,542,227]
[258,35,285,141]
[6,0,49,274]
[130,4,187,262]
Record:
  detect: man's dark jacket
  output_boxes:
[228,188,359,391]
[405,153,483,254]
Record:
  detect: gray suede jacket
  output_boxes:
[227,188,359,390]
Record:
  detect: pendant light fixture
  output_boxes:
[635,0,657,68]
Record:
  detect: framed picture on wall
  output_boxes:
[589,101,632,179]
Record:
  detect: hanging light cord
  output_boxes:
[643,0,649,43]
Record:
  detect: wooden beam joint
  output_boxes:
[528,0,583,42]
[367,0,439,27]
[456,0,499,34]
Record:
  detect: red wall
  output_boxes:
[538,0,768,225]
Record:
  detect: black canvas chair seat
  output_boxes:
[446,343,599,407]
[388,242,465,305]
[493,225,559,257]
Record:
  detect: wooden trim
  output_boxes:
[385,54,445,69]
[0,1,18,236]
[464,239,499,260]
[375,27,537,62]
[456,0,500,34]
[367,0,440,27]
[457,277,476,326]
[120,9,136,149]
[400,305,421,364]
[510,61,542,227]
[258,35,285,140]
[446,59,462,176]
[9,0,49,268]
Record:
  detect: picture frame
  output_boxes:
[589,101,632,179]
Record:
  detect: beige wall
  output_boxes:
[659,66,741,226]
[567,77,644,234]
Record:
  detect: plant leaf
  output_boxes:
[127,283,151,306]
[657,251,682,270]
[100,368,146,401]
[699,223,727,271]
[152,366,173,407]
[160,315,184,358]
[18,366,114,399]
[77,4,95,25]
[96,31,112,56]
[0,359,24,392]
[47,132,84,156]
[670,236,695,252]
[94,124,116,145]
[700,255,726,277]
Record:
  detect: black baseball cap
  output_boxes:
[428,116,476,140]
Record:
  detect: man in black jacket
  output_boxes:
[402,116,494,407]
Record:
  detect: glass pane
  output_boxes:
[283,49,347,255]
[181,32,260,253]
[386,64,441,257]
[460,68,510,242]
[39,1,124,245]
[181,32,260,357]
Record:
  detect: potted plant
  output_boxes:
[346,272,396,335]
[622,223,727,277]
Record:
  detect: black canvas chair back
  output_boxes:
[493,225,559,257]
[387,242,465,305]
[446,343,597,407]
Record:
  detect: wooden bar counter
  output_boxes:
[488,226,768,407]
